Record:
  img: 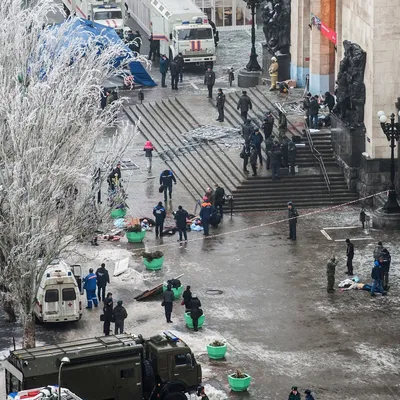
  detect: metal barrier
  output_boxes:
[305,124,331,195]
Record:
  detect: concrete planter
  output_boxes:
[228,373,251,391]
[111,208,126,219]
[184,312,205,329]
[206,343,227,359]
[162,284,184,299]
[126,231,146,243]
[143,256,164,270]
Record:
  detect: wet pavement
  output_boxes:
[2,4,400,400]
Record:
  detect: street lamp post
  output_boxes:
[58,357,70,400]
[377,107,400,213]
[244,0,261,72]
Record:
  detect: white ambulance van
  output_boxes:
[33,260,83,323]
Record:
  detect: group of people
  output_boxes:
[303,91,336,129]
[326,240,392,296]
[159,53,185,89]
[83,265,128,335]
[162,284,204,331]
[239,107,296,179]
[152,177,225,240]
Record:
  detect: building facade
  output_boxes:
[290,0,400,161]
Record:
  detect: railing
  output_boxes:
[305,124,331,195]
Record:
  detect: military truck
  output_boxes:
[4,332,202,400]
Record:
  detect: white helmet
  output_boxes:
[271,56,277,62]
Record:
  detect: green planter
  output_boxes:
[184,312,205,329]
[143,256,164,270]
[111,208,127,219]
[206,344,227,359]
[126,230,146,243]
[162,284,184,299]
[228,374,251,392]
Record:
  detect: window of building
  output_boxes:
[45,289,59,302]
[62,288,76,301]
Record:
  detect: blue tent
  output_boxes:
[56,18,156,87]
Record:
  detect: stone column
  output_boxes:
[309,0,336,94]
[334,0,342,77]
[290,0,310,87]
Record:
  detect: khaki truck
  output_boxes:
[4,332,202,400]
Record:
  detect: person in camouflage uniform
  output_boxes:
[327,256,337,293]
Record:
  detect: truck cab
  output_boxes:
[4,333,202,400]
[33,260,82,323]
[92,3,126,38]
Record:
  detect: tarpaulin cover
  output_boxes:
[56,18,156,87]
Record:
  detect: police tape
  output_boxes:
[143,190,387,250]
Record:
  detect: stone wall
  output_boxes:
[340,0,400,159]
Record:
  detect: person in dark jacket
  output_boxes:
[148,35,159,61]
[182,285,192,311]
[113,300,128,334]
[269,141,282,180]
[265,135,274,170]
[169,59,179,90]
[373,241,383,261]
[345,238,354,275]
[249,145,258,176]
[381,248,391,290]
[174,53,184,82]
[278,110,287,139]
[153,201,166,238]
[162,284,174,323]
[288,386,301,400]
[102,293,113,336]
[213,183,225,217]
[287,201,298,240]
[303,92,311,126]
[189,294,202,331]
[96,263,110,302]
[160,169,177,201]
[143,140,155,171]
[253,127,264,165]
[216,88,225,122]
[371,259,386,297]
[326,256,337,293]
[204,66,216,98]
[237,90,252,121]
[323,91,335,112]
[262,111,274,141]
[304,389,315,400]
[200,201,213,235]
[159,54,168,88]
[241,138,251,173]
[175,205,189,242]
[288,139,297,175]
[281,137,289,168]
[309,95,320,129]
[242,119,254,141]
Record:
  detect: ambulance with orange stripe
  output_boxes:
[61,0,128,38]
[147,0,216,66]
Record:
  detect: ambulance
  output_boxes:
[33,260,83,323]
[127,0,216,66]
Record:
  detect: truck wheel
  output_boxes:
[163,391,187,400]
[142,359,155,392]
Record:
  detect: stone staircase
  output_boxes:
[220,87,359,211]
[123,98,246,202]
[123,88,359,212]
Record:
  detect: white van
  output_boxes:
[33,260,83,323]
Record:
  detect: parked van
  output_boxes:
[33,260,83,323]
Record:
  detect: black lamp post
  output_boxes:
[244,0,261,72]
[377,102,400,213]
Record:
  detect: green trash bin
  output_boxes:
[143,256,164,270]
[162,284,183,299]
[126,231,146,243]
[206,343,227,359]
[228,373,251,391]
[111,208,127,219]
[184,312,205,329]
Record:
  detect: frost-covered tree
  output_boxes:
[0,0,144,347]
